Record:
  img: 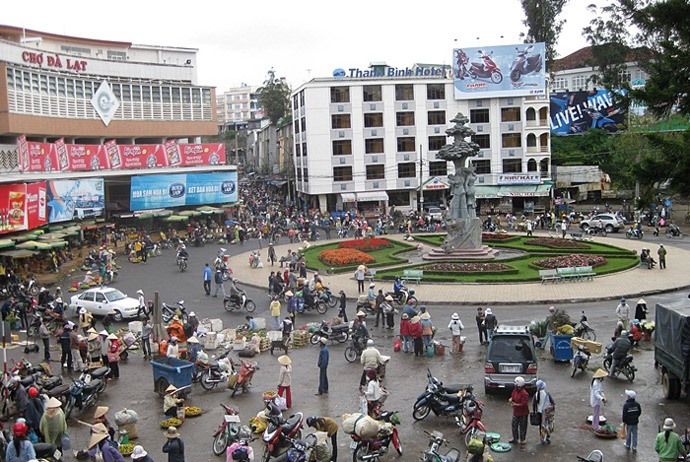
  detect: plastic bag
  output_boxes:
[274,395,287,411]
[114,409,139,426]
[618,423,626,439]
[61,433,71,451]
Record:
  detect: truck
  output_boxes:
[654,301,690,399]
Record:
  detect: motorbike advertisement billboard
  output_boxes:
[453,42,546,99]
[130,172,238,211]
[550,89,627,135]
[47,179,105,223]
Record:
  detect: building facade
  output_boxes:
[291,69,551,216]
[215,84,262,126]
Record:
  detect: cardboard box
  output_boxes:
[571,337,602,354]
[210,319,223,332]
[128,321,143,334]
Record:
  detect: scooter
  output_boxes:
[573,311,597,341]
[571,107,619,133]
[199,349,234,391]
[577,450,604,462]
[454,387,487,446]
[249,251,262,269]
[625,227,644,239]
[571,344,592,378]
[64,376,103,419]
[224,290,257,313]
[177,254,188,272]
[261,404,304,462]
[603,343,636,382]
[309,320,350,345]
[469,50,503,84]
[212,403,251,456]
[101,265,118,285]
[78,365,110,395]
[510,44,542,82]
[229,359,257,398]
[387,286,418,308]
[420,430,462,462]
[350,410,403,461]
[161,300,189,323]
[413,370,470,421]
[286,434,319,462]
[295,292,327,315]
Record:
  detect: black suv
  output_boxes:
[484,326,538,394]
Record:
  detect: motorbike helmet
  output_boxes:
[265,402,281,417]
[28,386,39,398]
[12,421,28,438]
[620,330,628,337]
[306,416,316,427]
[232,447,250,461]
[514,376,525,387]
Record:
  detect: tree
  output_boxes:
[257,69,291,125]
[520,0,569,71]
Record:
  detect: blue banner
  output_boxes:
[47,179,105,223]
[453,42,546,99]
[130,172,238,211]
[550,89,627,135]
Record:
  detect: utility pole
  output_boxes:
[419,144,424,213]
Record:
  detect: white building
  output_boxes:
[291,66,552,216]
[215,84,262,126]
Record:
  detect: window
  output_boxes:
[302,142,308,157]
[397,137,416,152]
[294,119,300,133]
[333,166,353,182]
[503,159,523,173]
[502,133,522,148]
[296,169,302,182]
[365,138,384,154]
[427,111,446,125]
[427,84,445,100]
[388,191,410,206]
[295,144,301,157]
[552,77,567,90]
[428,161,448,176]
[428,136,446,151]
[398,163,416,178]
[366,165,385,180]
[293,94,299,109]
[501,107,521,122]
[571,75,586,90]
[301,117,306,132]
[95,293,106,303]
[332,140,351,155]
[107,50,127,61]
[526,133,537,147]
[527,159,538,172]
[619,70,631,83]
[472,160,491,174]
[303,168,309,182]
[395,84,414,101]
[396,112,415,126]
[364,113,383,127]
[299,91,305,106]
[332,114,351,129]
[363,85,382,102]
[330,87,350,103]
[472,134,490,149]
[470,109,490,123]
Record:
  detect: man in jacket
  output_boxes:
[316,338,329,395]
[484,308,497,342]
[202,264,212,296]
[509,376,529,444]
[212,269,225,298]
[615,297,631,329]
[622,389,641,452]
[360,339,382,387]
[609,330,632,377]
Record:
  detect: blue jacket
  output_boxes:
[393,280,403,293]
[402,305,418,319]
[203,267,212,281]
[317,346,329,369]
[5,438,36,462]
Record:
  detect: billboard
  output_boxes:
[550,89,627,135]
[0,182,47,234]
[47,179,105,223]
[453,43,546,99]
[26,182,47,230]
[130,172,238,211]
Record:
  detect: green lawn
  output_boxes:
[302,239,416,273]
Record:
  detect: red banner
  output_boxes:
[26,181,47,230]
[25,142,58,173]
[179,143,225,166]
[66,144,110,171]
[0,184,28,234]
[17,135,29,172]
[119,144,168,169]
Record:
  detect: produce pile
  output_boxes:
[118,443,134,456]
[160,417,182,428]
[184,406,202,417]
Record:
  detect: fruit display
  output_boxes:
[118,443,134,456]
[184,406,202,417]
[160,417,182,428]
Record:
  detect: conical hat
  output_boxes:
[165,384,179,394]
[93,406,109,419]
[278,355,292,366]
[46,397,62,408]
[88,423,109,448]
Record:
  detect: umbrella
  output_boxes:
[38,232,67,241]
[16,240,52,250]
[47,225,64,232]
[0,249,39,258]
[137,213,155,220]
[62,228,81,236]
[179,210,202,217]
[154,210,173,218]
[224,220,237,226]
[164,215,188,222]
[0,239,15,249]
[43,240,69,248]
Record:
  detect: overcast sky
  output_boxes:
[5,0,596,91]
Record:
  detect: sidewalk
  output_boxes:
[230,234,690,305]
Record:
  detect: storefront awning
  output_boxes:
[419,176,450,191]
[474,184,551,199]
[341,191,389,203]
[475,186,500,199]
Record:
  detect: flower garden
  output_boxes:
[302,237,416,273]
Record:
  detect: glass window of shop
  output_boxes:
[363,85,382,102]
[388,191,410,206]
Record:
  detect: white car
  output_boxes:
[69,287,139,321]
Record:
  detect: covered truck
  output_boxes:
[654,301,690,399]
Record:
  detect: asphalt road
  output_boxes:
[8,232,690,462]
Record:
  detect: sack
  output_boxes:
[393,337,402,352]
[227,374,238,389]
[60,433,71,451]
[467,438,484,455]
[426,345,435,357]
[114,409,139,426]
[274,395,287,411]
[530,412,541,426]
[107,351,119,363]
[341,413,380,437]
[238,348,256,358]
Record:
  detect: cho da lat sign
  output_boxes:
[21,51,88,72]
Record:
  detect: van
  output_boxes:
[484,325,538,394]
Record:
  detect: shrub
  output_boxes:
[532,254,607,269]
[525,238,590,249]
[482,233,514,240]
[421,262,513,272]
[338,237,392,252]
[319,248,375,267]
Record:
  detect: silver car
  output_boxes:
[579,213,625,233]
[69,287,139,321]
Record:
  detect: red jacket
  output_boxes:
[408,321,423,338]
[510,387,529,417]
[400,319,410,336]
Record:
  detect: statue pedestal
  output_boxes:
[423,218,498,260]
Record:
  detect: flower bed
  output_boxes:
[524,238,590,249]
[422,262,513,272]
[338,237,392,252]
[319,248,375,267]
[482,233,514,240]
[532,254,607,269]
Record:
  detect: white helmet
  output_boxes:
[514,376,525,387]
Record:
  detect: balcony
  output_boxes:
[525,119,549,128]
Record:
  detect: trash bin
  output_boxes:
[551,334,573,361]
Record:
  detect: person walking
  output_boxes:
[70,328,85,372]
[277,355,292,409]
[316,337,329,395]
[448,313,464,354]
[373,289,385,328]
[400,313,412,353]
[338,290,348,322]
[162,426,185,462]
[616,297,631,329]
[476,307,487,345]
[106,333,121,379]
[268,243,277,266]
[270,296,282,330]
[509,376,529,445]
[409,315,424,357]
[560,219,567,238]
[532,380,554,444]
[136,290,148,320]
[655,418,686,462]
[213,269,226,298]
[203,263,212,296]
[141,318,152,360]
[622,389,641,452]
[355,265,366,294]
[657,244,667,269]
[306,416,339,462]
[39,317,51,362]
[360,339,382,388]
[590,368,607,431]
[59,324,73,371]
[39,397,67,450]
[484,308,497,342]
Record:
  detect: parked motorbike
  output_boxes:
[577,450,604,461]
[420,430,462,462]
[230,359,257,398]
[469,50,503,84]
[212,403,251,456]
[509,44,542,82]
[101,266,118,285]
[199,350,234,391]
[454,386,487,446]
[626,228,644,239]
[261,405,304,462]
[161,300,189,323]
[78,366,110,395]
[64,376,103,419]
[603,343,636,382]
[249,251,262,269]
[413,369,470,421]
[309,320,350,345]
[573,311,597,341]
[571,344,592,378]
[286,433,319,462]
[224,290,256,313]
[350,410,403,461]
[27,310,61,337]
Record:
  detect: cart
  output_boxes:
[151,357,194,397]
[550,334,574,362]
[268,330,291,355]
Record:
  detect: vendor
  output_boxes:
[163,385,184,418]
[166,316,186,343]
[93,406,116,440]
[166,337,180,359]
[83,271,95,285]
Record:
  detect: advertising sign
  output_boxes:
[65,144,110,171]
[453,42,546,99]
[25,142,58,173]
[47,179,105,223]
[118,144,167,170]
[26,182,47,230]
[497,174,541,185]
[550,89,627,135]
[130,172,238,211]
[180,143,225,167]
[0,184,28,234]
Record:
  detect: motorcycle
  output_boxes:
[420,430,462,462]
[469,50,503,84]
[177,253,188,272]
[101,265,118,285]
[26,275,38,296]
[286,434,318,462]
[571,344,592,378]
[295,293,327,315]
[509,44,542,82]
[350,410,403,461]
[78,365,110,395]
[603,343,636,382]
[212,403,251,456]
[224,291,257,313]
[161,300,189,323]
[454,387,487,446]
[63,376,103,419]
[577,450,604,461]
[229,359,257,398]
[667,223,684,238]
[344,336,367,363]
[413,369,470,421]
[355,296,377,316]
[571,107,619,133]
[625,228,644,239]
[317,287,338,309]
[249,251,262,269]
[147,244,162,257]
[199,350,234,391]
[27,309,61,337]
[388,286,417,308]
[573,311,597,341]
[261,407,304,462]
[309,320,350,345]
